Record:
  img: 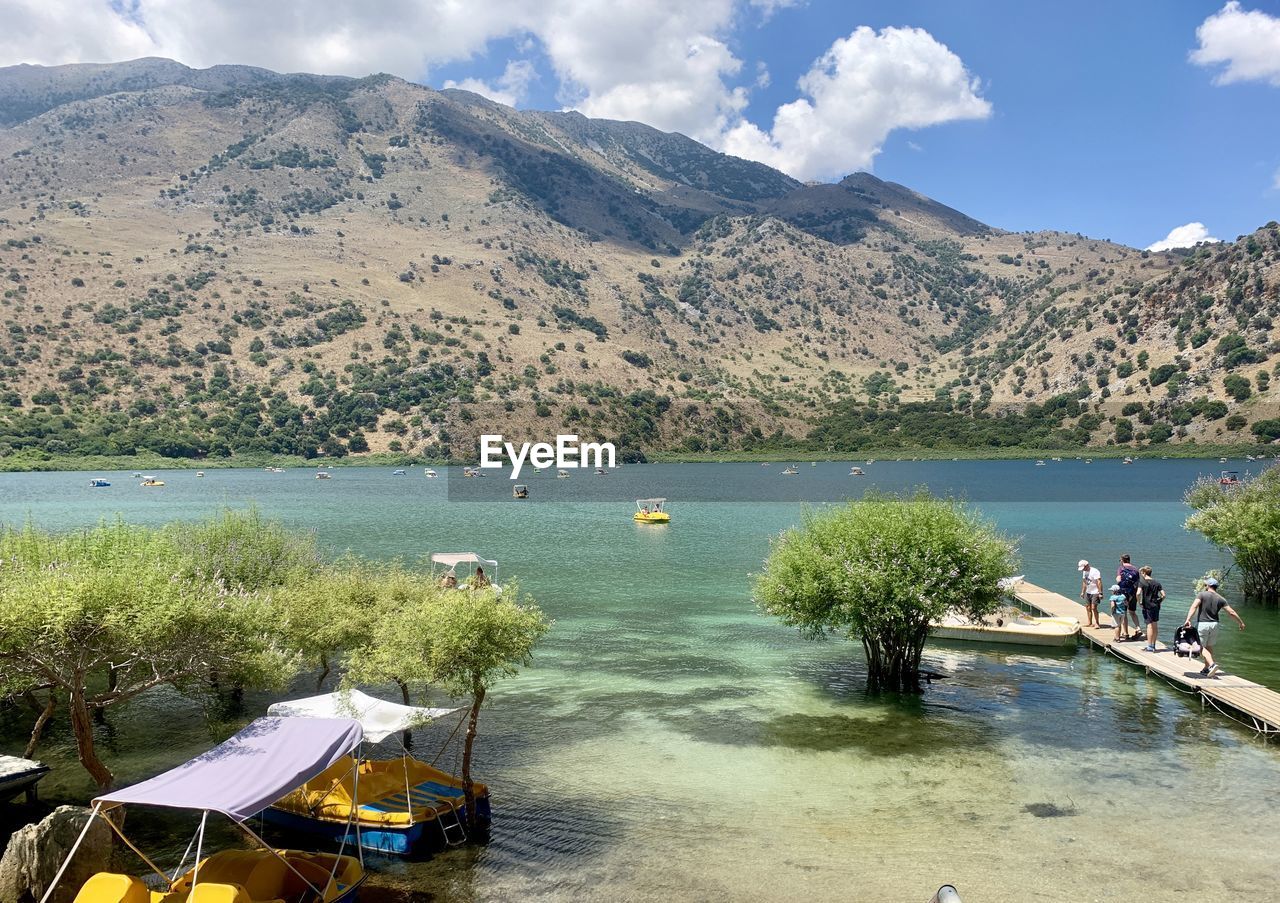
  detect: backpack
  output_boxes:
[1173,624,1202,658]
[1117,564,1140,593]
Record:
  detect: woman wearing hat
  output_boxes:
[1183,577,1246,677]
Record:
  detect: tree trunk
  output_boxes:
[863,626,927,693]
[315,652,330,690]
[24,692,58,760]
[68,690,113,791]
[460,682,485,834]
[394,678,413,746]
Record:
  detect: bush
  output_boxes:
[755,493,1016,691]
[1186,468,1280,605]
[621,350,652,368]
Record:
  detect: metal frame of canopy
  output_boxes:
[430,552,497,589]
[268,690,473,850]
[634,497,667,512]
[38,717,367,903]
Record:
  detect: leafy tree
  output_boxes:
[755,493,1016,692]
[1186,467,1280,606]
[0,516,297,789]
[345,582,550,831]
[1224,374,1251,401]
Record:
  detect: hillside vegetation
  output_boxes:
[0,58,1277,464]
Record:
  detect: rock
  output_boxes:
[0,806,112,903]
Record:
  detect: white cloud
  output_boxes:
[444,60,537,106]
[720,25,990,181]
[1146,222,1222,252]
[0,2,991,183]
[1191,1,1280,86]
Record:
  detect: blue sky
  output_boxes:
[5,0,1279,249]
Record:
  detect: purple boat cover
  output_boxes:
[95,717,363,822]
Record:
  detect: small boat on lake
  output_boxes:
[266,691,482,857]
[596,467,608,475]
[557,469,569,478]
[315,471,332,480]
[88,478,111,488]
[0,755,50,803]
[393,469,406,476]
[512,484,529,499]
[634,497,670,524]
[1035,460,1046,466]
[1220,471,1240,486]
[424,468,438,478]
[849,466,864,476]
[195,471,205,478]
[431,552,499,593]
[139,476,164,487]
[930,610,1080,648]
[46,716,368,903]
[781,465,799,475]
[1122,457,1133,465]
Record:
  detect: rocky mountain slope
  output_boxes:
[0,58,1276,461]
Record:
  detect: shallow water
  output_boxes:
[2,460,1277,901]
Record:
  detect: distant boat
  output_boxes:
[811,462,817,467]
[195,471,205,478]
[849,466,864,476]
[1035,460,1046,466]
[781,465,799,475]
[424,469,438,479]
[315,471,331,480]
[1085,459,1092,464]
[557,469,569,479]
[131,472,142,478]
[88,478,111,488]
[392,469,406,476]
[1122,457,1133,465]
[634,497,670,524]
[1219,457,1228,463]
[596,468,608,475]
[1051,457,1062,462]
[866,459,875,465]
[1220,471,1240,486]
[512,484,529,499]
[139,477,164,487]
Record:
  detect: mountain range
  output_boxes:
[0,57,1277,462]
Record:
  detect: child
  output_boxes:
[1109,584,1128,643]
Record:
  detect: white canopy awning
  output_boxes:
[636,498,666,506]
[430,552,497,570]
[268,690,458,744]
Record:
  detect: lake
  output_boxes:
[2,459,1278,902]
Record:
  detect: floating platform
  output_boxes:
[1012,581,1280,737]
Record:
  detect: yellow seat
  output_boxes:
[74,873,151,903]
[186,884,253,903]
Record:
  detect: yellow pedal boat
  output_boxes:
[634,497,670,523]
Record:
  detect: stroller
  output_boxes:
[1173,623,1202,658]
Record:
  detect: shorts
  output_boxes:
[1143,605,1160,625]
[1125,591,1139,612]
[1085,593,1101,607]
[1198,621,1219,649]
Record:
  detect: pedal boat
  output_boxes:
[930,610,1080,648]
[265,691,486,857]
[49,716,368,903]
[633,497,670,524]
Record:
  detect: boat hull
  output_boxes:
[262,795,491,858]
[930,616,1079,648]
[633,513,670,524]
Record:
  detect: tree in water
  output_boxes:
[346,579,550,834]
[755,492,1016,692]
[0,515,303,790]
[1185,466,1280,606]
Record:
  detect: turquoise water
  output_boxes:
[2,460,1278,901]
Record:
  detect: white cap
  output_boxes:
[1077,559,1089,569]
[1110,584,1121,592]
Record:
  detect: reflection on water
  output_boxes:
[2,463,1278,902]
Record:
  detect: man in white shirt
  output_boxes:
[1078,559,1102,628]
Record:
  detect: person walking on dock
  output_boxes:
[1183,577,1246,677]
[1137,566,1164,652]
[1116,555,1142,641]
[1078,559,1102,628]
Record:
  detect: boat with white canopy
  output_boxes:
[264,690,484,856]
[430,552,498,592]
[41,716,367,903]
[0,755,50,804]
[633,498,670,524]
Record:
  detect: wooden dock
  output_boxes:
[1012,580,1280,737]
